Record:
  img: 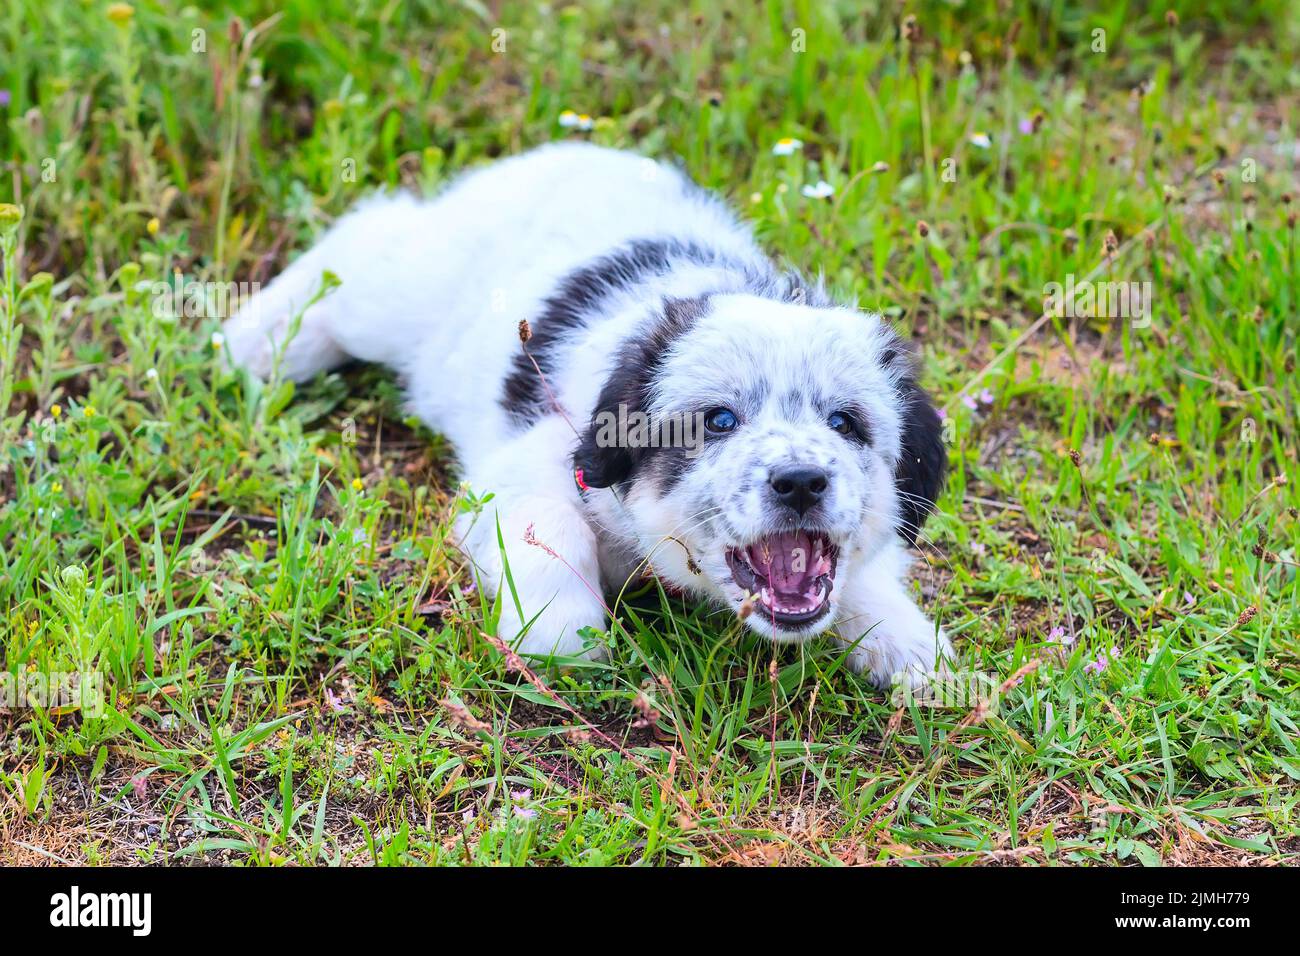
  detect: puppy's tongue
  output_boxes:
[749,531,821,596]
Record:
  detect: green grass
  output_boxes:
[1,0,1298,865]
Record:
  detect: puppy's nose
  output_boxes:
[769,467,829,516]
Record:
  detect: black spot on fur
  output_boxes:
[572,297,708,489]
[501,240,740,426]
[886,350,946,546]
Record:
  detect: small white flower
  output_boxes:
[558,110,593,131]
[801,180,834,199]
[772,137,803,156]
[145,368,158,380]
[969,132,993,149]
[210,331,225,348]
[749,191,763,204]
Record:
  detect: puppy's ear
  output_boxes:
[572,296,705,489]
[573,396,640,488]
[884,348,947,545]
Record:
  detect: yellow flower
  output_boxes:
[52,482,63,494]
[51,403,62,418]
[0,202,22,241]
[146,217,160,235]
[82,405,95,417]
[351,478,364,492]
[106,3,134,25]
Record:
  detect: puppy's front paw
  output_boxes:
[841,621,952,691]
[495,588,608,662]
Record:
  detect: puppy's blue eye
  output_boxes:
[828,411,856,437]
[704,408,738,433]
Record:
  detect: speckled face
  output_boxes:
[621,294,911,642]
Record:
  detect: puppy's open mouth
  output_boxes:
[726,531,839,628]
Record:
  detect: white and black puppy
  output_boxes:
[223,142,951,687]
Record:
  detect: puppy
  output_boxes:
[223,143,951,687]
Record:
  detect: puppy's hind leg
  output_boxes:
[223,193,435,382]
[223,255,347,382]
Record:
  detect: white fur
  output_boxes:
[223,143,951,687]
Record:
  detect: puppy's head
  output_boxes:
[574,291,945,642]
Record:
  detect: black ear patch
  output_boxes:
[889,359,947,546]
[572,297,706,489]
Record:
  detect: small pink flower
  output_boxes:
[960,394,979,411]
[131,774,148,801]
[1084,647,1119,674]
[936,407,948,421]
[509,787,537,819]
[1048,625,1071,645]
[978,388,995,405]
